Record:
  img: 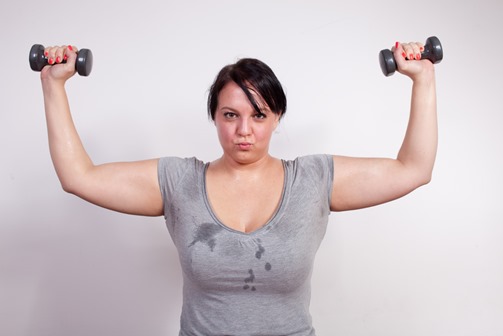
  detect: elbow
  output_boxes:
[415,170,433,188]
[421,174,432,187]
[60,180,78,195]
[58,174,83,195]
[401,159,434,189]
[402,165,433,192]
[55,165,92,195]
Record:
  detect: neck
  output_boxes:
[211,154,279,178]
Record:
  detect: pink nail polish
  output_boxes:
[68,45,73,51]
[48,58,54,65]
[402,52,406,59]
[44,51,49,57]
[56,57,61,63]
[416,53,421,60]
[64,55,68,61]
[395,41,399,49]
[409,54,414,60]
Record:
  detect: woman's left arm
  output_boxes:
[331,41,437,212]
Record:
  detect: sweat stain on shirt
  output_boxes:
[188,223,223,252]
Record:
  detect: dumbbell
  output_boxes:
[379,36,443,76]
[29,44,93,76]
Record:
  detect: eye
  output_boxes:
[223,111,237,119]
[254,112,267,120]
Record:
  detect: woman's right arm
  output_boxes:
[41,45,163,216]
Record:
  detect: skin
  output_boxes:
[331,42,437,211]
[40,41,437,233]
[206,82,284,232]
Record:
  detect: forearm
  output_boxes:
[396,68,438,185]
[42,79,93,192]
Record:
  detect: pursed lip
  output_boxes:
[236,142,253,150]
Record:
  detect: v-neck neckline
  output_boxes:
[202,160,288,236]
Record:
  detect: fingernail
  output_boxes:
[68,45,73,51]
[395,41,399,49]
[409,54,414,60]
[64,55,68,61]
[402,52,406,59]
[44,51,49,57]
[416,53,421,60]
[56,57,61,63]
[48,58,54,64]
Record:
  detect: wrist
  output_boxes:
[41,75,67,92]
[410,65,436,85]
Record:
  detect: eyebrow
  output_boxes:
[219,106,271,115]
[218,106,239,112]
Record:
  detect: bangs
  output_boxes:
[208,58,287,120]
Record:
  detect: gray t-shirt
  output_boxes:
[158,154,334,336]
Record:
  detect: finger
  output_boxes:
[417,42,425,53]
[393,41,406,62]
[400,43,414,61]
[54,45,66,64]
[64,45,78,63]
[44,45,78,65]
[44,46,66,64]
[391,41,399,52]
[394,41,415,72]
[410,42,422,60]
[44,46,58,65]
[400,42,424,61]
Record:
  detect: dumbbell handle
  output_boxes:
[29,44,93,77]
[379,36,443,76]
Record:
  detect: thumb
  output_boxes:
[65,45,78,67]
[393,42,407,70]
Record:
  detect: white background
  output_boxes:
[1,0,502,335]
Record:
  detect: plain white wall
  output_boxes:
[1,0,502,335]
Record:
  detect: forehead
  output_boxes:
[219,81,247,100]
[218,81,268,111]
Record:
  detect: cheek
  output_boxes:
[215,124,233,143]
[257,124,276,140]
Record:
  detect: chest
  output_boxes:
[205,168,285,233]
[162,155,332,293]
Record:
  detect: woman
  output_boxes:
[40,41,437,335]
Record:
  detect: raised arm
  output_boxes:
[41,45,163,216]
[331,41,437,211]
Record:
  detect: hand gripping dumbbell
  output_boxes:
[29,44,93,76]
[379,36,443,76]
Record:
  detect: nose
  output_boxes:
[237,117,251,136]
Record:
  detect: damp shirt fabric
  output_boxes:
[158,154,334,336]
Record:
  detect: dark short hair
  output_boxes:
[207,58,287,120]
